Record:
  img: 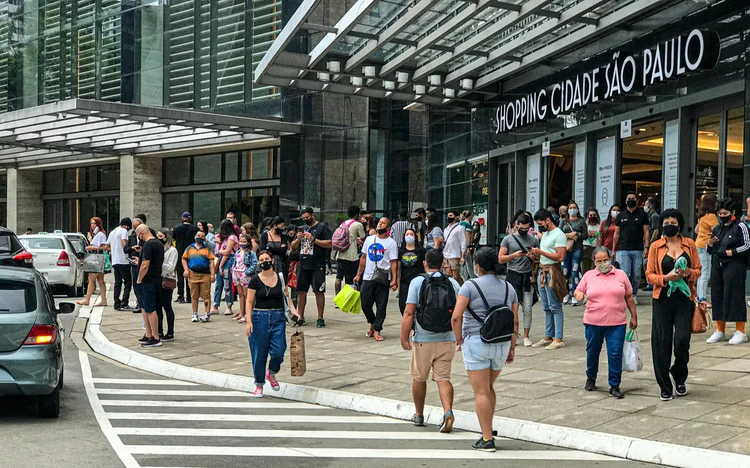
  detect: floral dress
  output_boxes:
[233,249,257,288]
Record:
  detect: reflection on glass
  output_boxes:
[164,157,191,186]
[726,108,745,204]
[695,114,720,204]
[163,192,190,229]
[624,121,664,202]
[547,142,574,208]
[193,155,222,184]
[193,191,222,227]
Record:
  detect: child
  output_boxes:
[233,233,258,323]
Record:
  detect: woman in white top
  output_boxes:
[156,228,178,341]
[76,217,108,307]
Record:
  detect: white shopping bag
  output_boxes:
[622,328,643,373]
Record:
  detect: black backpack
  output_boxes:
[416,273,456,333]
[466,279,516,343]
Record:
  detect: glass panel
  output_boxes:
[239,188,275,227]
[0,174,6,197]
[725,108,744,204]
[0,201,6,227]
[63,168,78,193]
[224,152,239,182]
[695,114,720,204]
[547,142,575,209]
[470,160,489,216]
[192,191,222,227]
[99,164,120,190]
[164,157,191,186]
[139,1,165,105]
[241,148,274,180]
[86,166,99,191]
[623,121,664,204]
[44,170,64,194]
[223,190,239,223]
[163,192,191,229]
[192,154,222,184]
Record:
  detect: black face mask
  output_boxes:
[588,216,597,223]
[259,261,274,271]
[662,224,679,238]
[275,227,284,235]
[518,228,529,237]
[158,237,167,245]
[447,217,455,223]
[194,237,204,244]
[304,218,313,225]
[626,199,637,209]
[537,224,548,233]
[720,215,732,225]
[377,228,388,235]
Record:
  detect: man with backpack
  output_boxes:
[332,205,366,299]
[400,249,460,434]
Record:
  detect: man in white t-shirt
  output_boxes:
[354,217,398,341]
[442,210,467,285]
[107,218,133,311]
[531,209,567,350]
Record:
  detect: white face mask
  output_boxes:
[611,210,620,218]
[405,235,415,245]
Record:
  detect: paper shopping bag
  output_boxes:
[289,330,306,376]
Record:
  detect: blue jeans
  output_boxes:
[585,324,626,387]
[248,309,287,386]
[697,247,711,301]
[563,248,584,295]
[213,266,234,308]
[618,250,643,295]
[538,271,564,339]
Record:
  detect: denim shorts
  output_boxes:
[462,335,511,371]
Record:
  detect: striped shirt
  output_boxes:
[389,220,413,249]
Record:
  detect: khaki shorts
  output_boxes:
[445,257,461,272]
[410,342,455,382]
[189,272,212,303]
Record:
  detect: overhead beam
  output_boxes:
[304,22,338,34]
[308,0,381,68]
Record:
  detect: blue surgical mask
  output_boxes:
[405,235,415,245]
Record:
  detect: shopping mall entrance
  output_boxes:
[621,120,664,205]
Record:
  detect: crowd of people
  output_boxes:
[80,192,750,451]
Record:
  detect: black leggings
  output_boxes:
[651,293,693,394]
[156,285,175,336]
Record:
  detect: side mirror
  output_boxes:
[58,302,75,314]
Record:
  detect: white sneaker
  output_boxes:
[633,296,639,306]
[224,308,233,316]
[706,331,726,344]
[523,337,533,347]
[563,295,570,305]
[191,313,198,323]
[729,331,748,345]
[571,297,579,306]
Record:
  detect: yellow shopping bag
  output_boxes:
[334,284,361,314]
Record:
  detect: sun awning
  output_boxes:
[0,99,302,168]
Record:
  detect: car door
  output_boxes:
[0,277,38,353]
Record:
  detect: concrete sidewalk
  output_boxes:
[98,275,750,456]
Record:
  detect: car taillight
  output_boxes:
[57,250,70,267]
[12,251,34,264]
[23,325,57,345]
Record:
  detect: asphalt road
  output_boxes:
[1,296,656,468]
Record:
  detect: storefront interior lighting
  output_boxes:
[444,88,456,98]
[460,79,473,90]
[317,72,330,82]
[414,84,426,95]
[428,74,442,86]
[396,71,409,83]
[383,80,395,91]
[639,137,744,154]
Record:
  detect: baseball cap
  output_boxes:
[181,212,192,219]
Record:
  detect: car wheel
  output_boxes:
[67,285,78,297]
[38,387,60,418]
[76,284,84,297]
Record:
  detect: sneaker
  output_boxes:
[609,386,624,399]
[585,377,596,392]
[523,337,533,347]
[208,309,219,316]
[137,334,150,344]
[316,319,326,328]
[253,385,264,398]
[294,319,306,327]
[161,334,174,342]
[133,307,143,314]
[531,338,553,348]
[174,297,183,303]
[192,313,199,322]
[141,338,162,348]
[571,297,579,306]
[472,437,496,452]
[675,384,688,397]
[412,414,425,427]
[729,331,748,345]
[660,390,674,401]
[545,340,565,350]
[333,304,340,309]
[266,371,280,391]
[199,313,210,323]
[224,309,233,316]
[706,331,726,344]
[439,410,455,433]
[563,295,570,305]
[633,296,639,306]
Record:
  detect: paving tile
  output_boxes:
[498,382,570,400]
[649,421,747,449]
[694,345,750,359]
[686,383,750,404]
[709,429,750,455]
[717,374,750,388]
[540,407,626,430]
[697,405,750,428]
[688,369,749,386]
[591,414,684,439]
[500,369,569,383]
[588,393,660,413]
[642,398,727,421]
[495,399,581,422]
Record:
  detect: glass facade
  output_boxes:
[0,173,6,227]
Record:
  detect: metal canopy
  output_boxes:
[255,0,676,107]
[0,99,301,168]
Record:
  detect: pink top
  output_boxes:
[576,268,632,326]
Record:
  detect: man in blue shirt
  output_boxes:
[400,249,460,433]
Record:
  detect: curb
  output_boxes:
[82,305,748,468]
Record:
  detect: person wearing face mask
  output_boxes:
[614,192,650,305]
[706,198,750,345]
[414,208,427,244]
[645,209,701,401]
[232,234,259,323]
[260,216,290,279]
[499,213,539,347]
[599,205,620,250]
[561,201,587,306]
[530,209,568,349]
[246,251,293,398]
[443,210,468,285]
[694,194,719,306]
[333,207,366,299]
[398,228,426,315]
[182,231,216,323]
[155,228,178,342]
[76,217,109,307]
[574,247,637,399]
[135,224,164,348]
[581,208,601,275]
[354,217,399,341]
[291,207,333,328]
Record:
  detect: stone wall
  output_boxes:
[6,168,43,233]
[120,155,163,228]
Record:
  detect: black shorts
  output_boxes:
[297,267,326,293]
[138,281,159,313]
[336,259,358,284]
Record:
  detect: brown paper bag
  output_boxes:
[289,330,306,376]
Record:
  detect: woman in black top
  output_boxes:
[246,250,289,398]
[260,216,289,279]
[398,228,426,315]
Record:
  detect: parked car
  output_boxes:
[0,266,75,418]
[0,226,34,268]
[19,233,84,297]
[60,231,90,291]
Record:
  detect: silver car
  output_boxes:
[19,234,85,297]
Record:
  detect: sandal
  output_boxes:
[374,335,385,342]
[365,329,375,338]
[238,317,246,323]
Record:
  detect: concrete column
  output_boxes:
[7,168,43,233]
[119,155,163,228]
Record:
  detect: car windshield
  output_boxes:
[20,237,64,250]
[0,281,37,314]
[0,232,23,254]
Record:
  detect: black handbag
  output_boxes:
[371,266,390,286]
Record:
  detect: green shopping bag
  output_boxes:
[334,284,361,314]
[103,250,112,273]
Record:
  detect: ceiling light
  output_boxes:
[317,72,330,82]
[363,65,376,78]
[428,74,442,86]
[396,71,409,83]
[327,61,340,73]
[443,88,455,98]
[460,78,474,90]
[351,76,363,86]
[414,84,426,95]
[383,80,395,91]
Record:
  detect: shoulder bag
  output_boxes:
[564,222,575,252]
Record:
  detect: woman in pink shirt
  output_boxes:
[574,247,638,399]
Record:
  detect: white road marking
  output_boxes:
[79,351,141,468]
[128,446,621,461]
[114,428,483,440]
[106,413,408,424]
[99,400,327,409]
[92,378,198,386]
[95,389,250,397]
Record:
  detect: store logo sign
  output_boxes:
[494,29,721,134]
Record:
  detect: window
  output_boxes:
[164,157,192,186]
[19,237,64,250]
[0,231,23,254]
[0,281,37,314]
[193,154,222,184]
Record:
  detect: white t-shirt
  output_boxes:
[106,227,129,266]
[442,223,467,259]
[539,227,567,265]
[361,235,398,281]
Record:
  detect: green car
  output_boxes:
[0,266,75,418]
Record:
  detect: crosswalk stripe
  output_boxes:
[128,446,621,461]
[99,400,328,410]
[114,428,484,440]
[92,378,198,386]
[95,389,250,397]
[107,413,408,424]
